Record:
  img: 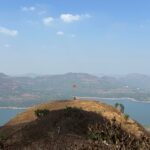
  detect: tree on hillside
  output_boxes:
[119,103,125,113]
[115,103,119,108]
[34,109,50,118]
[114,103,125,113]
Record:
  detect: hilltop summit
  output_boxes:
[0,100,149,149]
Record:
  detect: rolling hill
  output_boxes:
[0,100,149,149]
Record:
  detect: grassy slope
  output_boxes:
[0,99,150,150]
[6,99,146,138]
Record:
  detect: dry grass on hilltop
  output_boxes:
[0,100,149,150]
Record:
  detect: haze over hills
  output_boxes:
[0,72,150,107]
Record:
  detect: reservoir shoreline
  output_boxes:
[78,97,150,103]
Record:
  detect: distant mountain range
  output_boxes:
[0,72,150,107]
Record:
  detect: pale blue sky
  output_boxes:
[0,0,150,75]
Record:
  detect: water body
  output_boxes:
[0,108,25,126]
[79,97,150,126]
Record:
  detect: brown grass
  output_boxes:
[6,99,147,138]
[0,100,150,150]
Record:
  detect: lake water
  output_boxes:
[0,98,150,126]
[0,108,25,126]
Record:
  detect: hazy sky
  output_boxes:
[0,0,150,75]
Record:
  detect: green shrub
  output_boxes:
[114,103,125,113]
[114,103,119,108]
[0,134,7,140]
[124,114,130,120]
[65,106,73,111]
[34,109,50,118]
